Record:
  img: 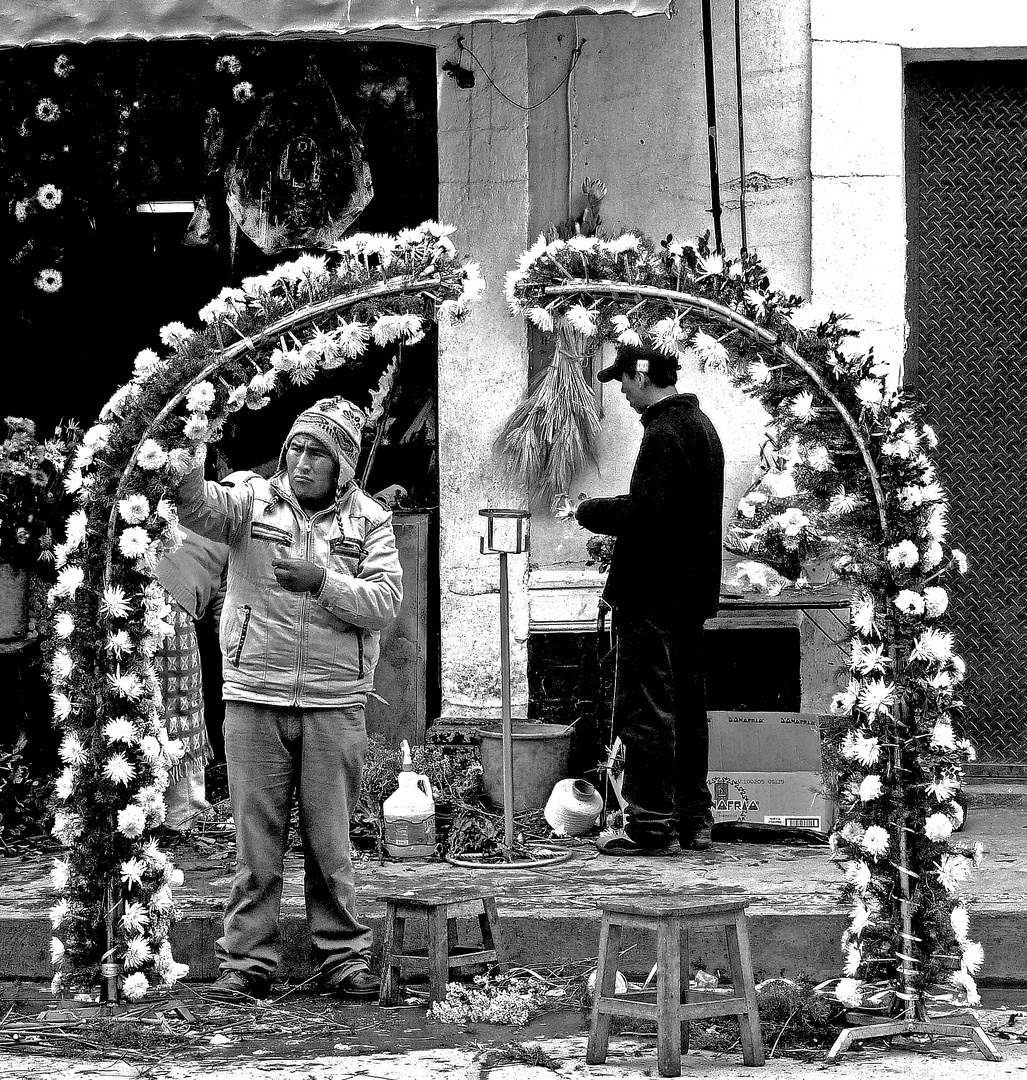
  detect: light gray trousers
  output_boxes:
[215,701,372,982]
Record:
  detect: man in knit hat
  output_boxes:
[175,396,403,1002]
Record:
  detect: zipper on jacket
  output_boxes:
[357,629,364,678]
[231,605,252,667]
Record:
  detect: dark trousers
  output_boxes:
[612,609,712,846]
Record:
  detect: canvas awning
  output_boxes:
[1,0,670,48]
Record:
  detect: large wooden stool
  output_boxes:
[377,892,505,1005]
[587,897,765,1077]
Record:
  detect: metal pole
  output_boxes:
[499,550,515,852]
[700,0,724,254]
[733,0,748,255]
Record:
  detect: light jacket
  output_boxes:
[155,528,229,622]
[176,467,403,708]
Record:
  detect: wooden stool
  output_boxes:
[377,892,505,1005]
[587,897,765,1077]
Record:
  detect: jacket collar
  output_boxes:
[641,392,698,427]
[269,471,356,518]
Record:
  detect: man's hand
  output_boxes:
[271,557,325,594]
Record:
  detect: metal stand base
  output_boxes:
[826,1019,1001,1065]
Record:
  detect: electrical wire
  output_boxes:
[457,34,584,112]
[566,18,578,220]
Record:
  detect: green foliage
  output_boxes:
[757,976,839,1049]
[584,533,614,573]
[0,735,55,843]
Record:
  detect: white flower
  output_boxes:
[936,854,972,894]
[886,540,919,569]
[50,937,65,966]
[852,733,881,767]
[858,679,895,717]
[858,774,883,802]
[762,469,796,498]
[121,901,150,935]
[922,423,939,448]
[137,440,168,471]
[843,943,861,977]
[961,941,984,976]
[56,566,84,599]
[371,313,422,346]
[183,414,211,440]
[64,509,88,550]
[122,972,149,1001]
[51,648,74,683]
[805,444,831,471]
[951,549,969,574]
[923,586,949,618]
[930,721,958,752]
[845,860,872,893]
[911,629,955,666]
[861,825,890,858]
[927,774,959,802]
[160,960,190,988]
[893,590,925,616]
[921,481,946,505]
[123,935,153,971]
[747,359,772,385]
[49,900,69,929]
[835,978,863,1007]
[103,717,138,745]
[829,488,865,515]
[896,485,924,510]
[53,611,75,639]
[851,594,877,637]
[51,859,71,891]
[831,680,861,716]
[54,767,75,800]
[951,969,981,1007]
[100,384,136,421]
[691,330,730,371]
[117,804,147,839]
[51,692,73,722]
[924,813,953,842]
[103,753,136,786]
[118,526,151,559]
[139,736,161,763]
[150,885,174,913]
[921,541,944,570]
[132,349,163,380]
[925,505,948,541]
[121,858,147,889]
[789,391,815,422]
[650,315,685,356]
[605,233,640,254]
[159,321,190,348]
[697,252,724,277]
[117,495,149,525]
[186,381,216,413]
[141,839,169,868]
[170,867,185,887]
[527,306,554,332]
[107,630,133,657]
[950,905,970,943]
[855,379,884,410]
[58,734,87,767]
[849,900,871,936]
[564,305,597,337]
[101,585,133,620]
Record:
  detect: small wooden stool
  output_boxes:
[377,892,505,1005]
[587,897,765,1077]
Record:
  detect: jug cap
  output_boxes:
[400,739,413,771]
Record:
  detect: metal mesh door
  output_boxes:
[908,62,1027,771]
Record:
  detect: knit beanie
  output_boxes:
[279,396,365,491]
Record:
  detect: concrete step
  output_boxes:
[5,806,1026,990]
[964,781,1027,809]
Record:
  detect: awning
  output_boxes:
[1,0,670,48]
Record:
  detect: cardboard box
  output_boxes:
[706,711,835,835]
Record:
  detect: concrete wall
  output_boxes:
[425,3,813,716]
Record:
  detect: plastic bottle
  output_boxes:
[382,740,436,858]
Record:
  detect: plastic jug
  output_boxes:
[382,740,436,859]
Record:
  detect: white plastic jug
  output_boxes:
[382,740,436,859]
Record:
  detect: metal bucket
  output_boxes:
[479,723,573,811]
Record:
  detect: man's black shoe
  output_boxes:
[680,823,713,851]
[596,833,681,857]
[322,967,381,1000]
[207,969,271,1001]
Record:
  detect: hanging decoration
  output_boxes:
[493,178,607,507]
[504,228,983,1021]
[43,224,484,1002]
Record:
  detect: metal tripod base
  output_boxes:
[826,1019,1001,1064]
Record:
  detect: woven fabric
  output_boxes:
[156,595,212,784]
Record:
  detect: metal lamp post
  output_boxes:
[479,508,530,854]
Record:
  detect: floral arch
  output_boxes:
[44,224,484,1001]
[504,232,982,1022]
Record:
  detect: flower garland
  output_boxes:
[43,223,484,1000]
[505,230,982,1014]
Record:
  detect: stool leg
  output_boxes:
[680,926,690,1056]
[586,916,622,1066]
[656,915,682,1077]
[426,905,451,1004]
[479,897,506,973]
[725,912,765,1067]
[379,903,402,1006]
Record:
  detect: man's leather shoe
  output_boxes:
[322,967,381,1000]
[207,969,271,1001]
[680,823,713,851]
[596,833,681,857]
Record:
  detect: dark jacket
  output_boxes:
[577,393,725,625]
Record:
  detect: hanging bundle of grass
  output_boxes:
[494,319,602,508]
